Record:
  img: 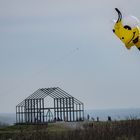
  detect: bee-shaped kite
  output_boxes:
[113,8,140,50]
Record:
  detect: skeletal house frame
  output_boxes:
[16,87,84,124]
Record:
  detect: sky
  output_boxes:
[1,0,140,113]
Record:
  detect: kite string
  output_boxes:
[4,47,80,98]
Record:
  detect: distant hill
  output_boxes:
[1,108,140,125]
[85,108,140,121]
[0,113,15,125]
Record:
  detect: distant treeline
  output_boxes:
[0,114,15,125]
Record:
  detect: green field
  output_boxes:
[0,120,140,140]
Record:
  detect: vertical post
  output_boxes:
[27,99,30,123]
[72,97,74,121]
[69,97,71,121]
[21,106,23,123]
[57,98,59,120]
[25,100,27,123]
[82,103,84,121]
[31,99,32,123]
[63,98,65,121]
[36,99,38,123]
[66,98,68,121]
[54,98,56,120]
[79,104,81,121]
[18,107,20,123]
[76,104,78,121]
[60,98,62,120]
[23,106,24,123]
[42,98,44,123]
[39,98,41,122]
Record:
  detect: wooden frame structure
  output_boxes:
[16,87,84,124]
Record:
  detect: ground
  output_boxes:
[0,120,140,140]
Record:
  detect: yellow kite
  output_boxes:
[113,8,140,50]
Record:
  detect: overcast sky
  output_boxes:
[1,0,140,113]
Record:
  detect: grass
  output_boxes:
[0,119,140,140]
